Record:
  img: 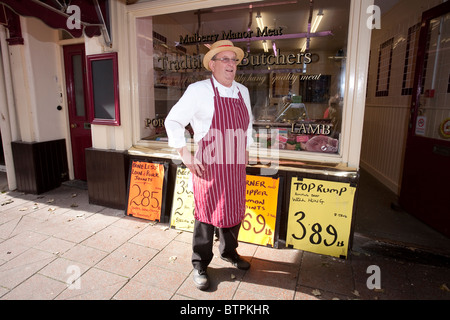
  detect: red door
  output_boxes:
[399,2,450,237]
[63,44,92,181]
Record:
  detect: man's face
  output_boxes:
[209,50,238,88]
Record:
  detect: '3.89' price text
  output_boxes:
[291,211,344,247]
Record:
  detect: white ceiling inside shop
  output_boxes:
[375,0,400,14]
[152,0,352,55]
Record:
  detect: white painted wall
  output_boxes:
[1,16,69,188]
[17,16,67,142]
[361,0,444,194]
[86,0,133,152]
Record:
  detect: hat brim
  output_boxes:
[203,46,245,71]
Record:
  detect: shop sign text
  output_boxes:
[293,123,331,136]
[179,26,285,46]
[157,49,313,72]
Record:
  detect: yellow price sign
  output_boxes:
[286,177,356,258]
[170,167,195,232]
[238,175,280,247]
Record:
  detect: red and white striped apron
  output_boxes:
[192,78,250,228]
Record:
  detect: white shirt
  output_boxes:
[165,76,254,149]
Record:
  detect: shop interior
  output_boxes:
[136,0,350,155]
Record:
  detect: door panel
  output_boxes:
[400,2,450,237]
[63,44,92,181]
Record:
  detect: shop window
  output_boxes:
[86,52,121,126]
[375,37,394,97]
[448,74,450,93]
[401,23,420,96]
[135,0,350,155]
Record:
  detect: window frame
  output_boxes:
[124,0,373,168]
[86,52,121,126]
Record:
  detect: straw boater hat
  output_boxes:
[203,40,245,71]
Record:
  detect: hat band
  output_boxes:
[217,45,233,48]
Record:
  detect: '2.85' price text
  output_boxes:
[129,184,160,208]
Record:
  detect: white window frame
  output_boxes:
[123,0,373,169]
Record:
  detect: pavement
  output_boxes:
[0,182,449,301]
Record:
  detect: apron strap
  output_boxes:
[210,78,220,97]
[210,77,244,102]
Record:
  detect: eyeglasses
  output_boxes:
[211,57,239,64]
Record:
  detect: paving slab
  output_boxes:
[0,185,449,302]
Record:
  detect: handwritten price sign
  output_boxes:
[286,177,356,258]
[126,161,165,221]
[238,175,280,247]
[170,167,195,232]
[169,173,281,246]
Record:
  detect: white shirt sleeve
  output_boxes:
[165,80,214,149]
[164,84,199,149]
